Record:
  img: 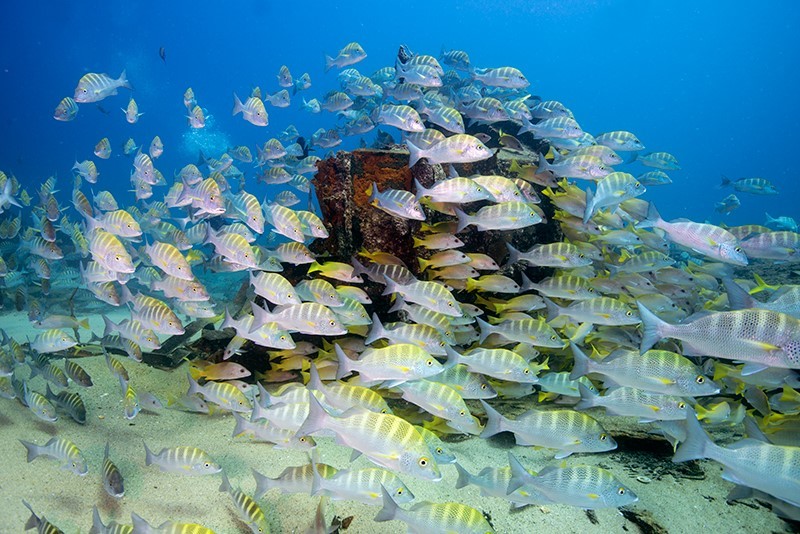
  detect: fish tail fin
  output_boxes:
[518,116,535,136]
[252,468,272,499]
[583,186,596,224]
[22,500,39,530]
[507,452,534,494]
[334,343,353,380]
[453,462,474,489]
[186,372,201,397]
[143,441,155,466]
[90,505,105,534]
[118,69,133,91]
[19,439,38,463]
[504,243,521,267]
[367,182,379,205]
[573,383,598,411]
[381,275,400,296]
[673,412,715,463]
[636,202,661,229]
[310,455,325,497]
[130,512,154,534]
[218,470,231,493]
[454,208,470,233]
[722,277,756,309]
[364,313,385,345]
[637,301,668,353]
[569,342,593,380]
[374,486,400,523]
[475,317,494,344]
[406,140,423,168]
[543,296,561,322]
[413,178,429,201]
[720,175,731,188]
[78,318,90,330]
[324,55,335,73]
[296,392,330,438]
[479,399,506,438]
[536,152,551,174]
[751,273,778,294]
[232,93,244,116]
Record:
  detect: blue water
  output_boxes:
[1,0,798,225]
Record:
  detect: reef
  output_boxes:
[311,147,563,282]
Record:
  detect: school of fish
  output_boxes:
[0,41,798,533]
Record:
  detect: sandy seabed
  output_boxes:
[0,309,793,534]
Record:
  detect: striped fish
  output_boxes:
[508,454,637,509]
[44,384,86,424]
[312,464,414,505]
[297,394,442,481]
[23,384,58,422]
[481,401,615,458]
[74,70,131,103]
[455,201,541,232]
[102,442,125,498]
[375,487,495,533]
[218,472,271,533]
[130,513,215,534]
[54,96,78,121]
[20,436,88,475]
[334,343,444,385]
[88,229,135,273]
[128,293,184,335]
[397,379,481,434]
[143,443,221,476]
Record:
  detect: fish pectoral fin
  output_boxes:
[655,377,676,385]
[612,190,626,197]
[646,404,661,412]
[587,493,600,500]
[742,339,781,353]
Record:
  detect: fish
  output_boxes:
[570,344,719,396]
[715,193,741,215]
[54,97,78,121]
[325,42,367,71]
[20,437,88,475]
[143,442,221,475]
[375,486,495,533]
[508,454,638,509]
[638,303,800,373]
[130,513,215,534]
[297,394,442,481]
[122,97,143,123]
[721,176,778,195]
[159,46,166,62]
[480,400,615,458]
[637,203,748,265]
[102,442,125,498]
[674,413,800,506]
[407,134,493,167]
[367,182,425,221]
[94,137,111,159]
[22,500,65,534]
[218,471,271,533]
[44,383,87,423]
[74,70,132,103]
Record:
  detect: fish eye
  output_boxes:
[329,320,336,326]
[439,341,445,347]
[600,433,608,441]
[588,288,595,293]
[418,457,429,467]
[618,487,626,495]
[625,311,633,316]
[635,182,641,188]
[426,359,434,366]
[696,376,705,384]
[550,335,558,341]
[279,335,286,341]
[735,247,742,252]
[396,487,403,495]
[480,384,487,390]
[679,402,686,409]
[447,302,453,307]
[579,253,585,258]
[203,462,211,468]
[523,368,530,374]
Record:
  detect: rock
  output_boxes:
[311,148,563,284]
